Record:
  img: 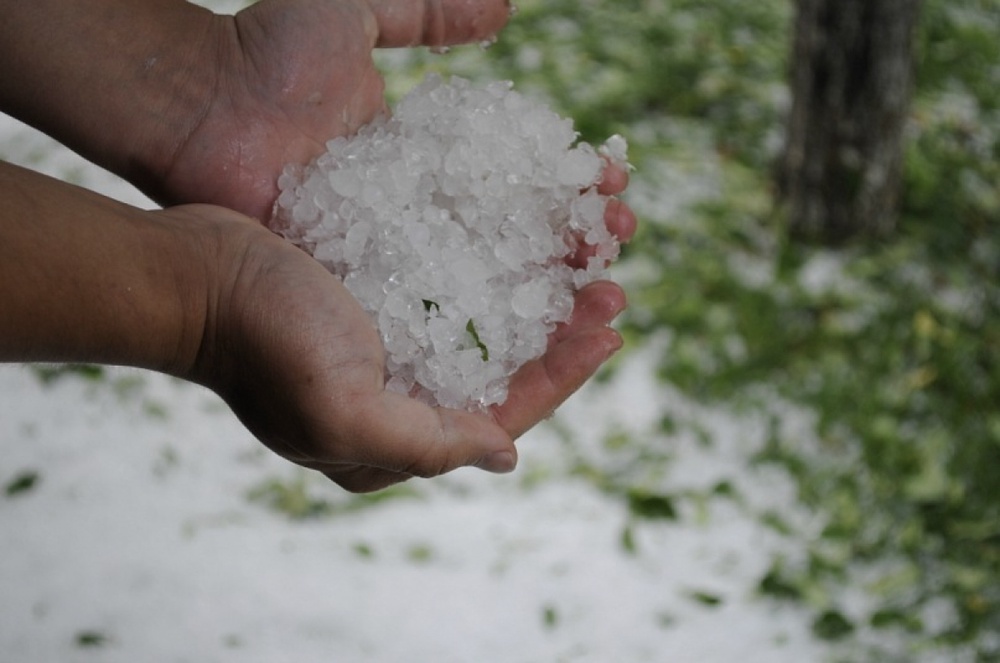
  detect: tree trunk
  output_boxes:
[777,0,921,244]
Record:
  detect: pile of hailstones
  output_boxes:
[274,74,627,411]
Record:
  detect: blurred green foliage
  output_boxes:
[31,363,105,385]
[376,0,1000,659]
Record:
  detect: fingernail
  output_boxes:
[607,332,624,357]
[611,294,628,319]
[475,450,517,474]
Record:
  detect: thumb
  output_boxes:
[365,0,511,48]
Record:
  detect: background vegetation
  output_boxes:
[379,0,1000,660]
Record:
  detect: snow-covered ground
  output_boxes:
[0,357,828,663]
[1,52,831,662]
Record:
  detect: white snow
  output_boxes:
[0,356,828,663]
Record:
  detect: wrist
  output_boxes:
[124,14,236,205]
[0,162,220,376]
[138,206,224,379]
[154,205,279,389]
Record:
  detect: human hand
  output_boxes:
[0,0,508,220]
[145,0,511,222]
[171,184,631,492]
[167,0,636,478]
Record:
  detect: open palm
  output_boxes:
[154,0,511,221]
[169,204,624,493]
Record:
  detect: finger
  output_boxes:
[493,326,623,440]
[597,160,630,196]
[339,389,517,480]
[550,281,626,345]
[565,197,636,269]
[366,0,511,48]
[606,197,638,244]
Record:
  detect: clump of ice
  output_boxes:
[273,74,627,411]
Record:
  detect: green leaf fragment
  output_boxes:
[542,605,559,629]
[758,565,802,601]
[353,542,375,559]
[466,319,489,361]
[620,524,638,555]
[75,631,109,648]
[812,609,855,641]
[626,490,678,521]
[687,590,724,607]
[5,470,39,497]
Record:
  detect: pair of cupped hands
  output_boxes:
[7,0,636,491]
